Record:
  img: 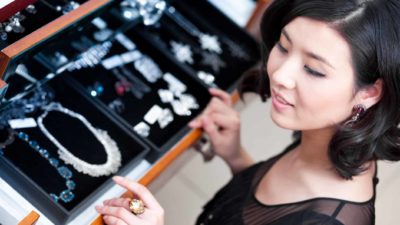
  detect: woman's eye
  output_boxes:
[276,42,288,54]
[304,65,325,77]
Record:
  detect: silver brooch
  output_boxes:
[199,33,222,54]
[171,100,192,116]
[144,105,163,125]
[158,108,174,129]
[158,89,175,103]
[170,41,194,64]
[133,122,151,137]
[201,52,226,73]
[197,71,216,86]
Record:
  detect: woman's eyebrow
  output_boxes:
[306,51,335,69]
[282,29,292,43]
[282,29,335,69]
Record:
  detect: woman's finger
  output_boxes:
[206,97,235,115]
[209,88,232,106]
[112,176,162,211]
[209,112,240,130]
[103,198,130,211]
[102,215,129,225]
[95,205,139,224]
[202,116,221,140]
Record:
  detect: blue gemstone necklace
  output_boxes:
[0,128,76,203]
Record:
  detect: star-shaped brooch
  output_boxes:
[226,39,251,61]
[201,52,226,73]
[170,41,194,64]
[199,33,222,54]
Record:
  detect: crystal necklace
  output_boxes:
[0,128,76,203]
[37,102,122,177]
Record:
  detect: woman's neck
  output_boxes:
[292,128,336,169]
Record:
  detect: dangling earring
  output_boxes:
[345,104,366,126]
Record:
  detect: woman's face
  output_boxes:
[267,17,358,130]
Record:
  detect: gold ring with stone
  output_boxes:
[129,199,145,215]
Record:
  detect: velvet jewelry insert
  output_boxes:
[67,29,212,151]
[0,76,149,224]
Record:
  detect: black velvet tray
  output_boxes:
[0,75,149,224]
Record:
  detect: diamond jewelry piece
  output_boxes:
[199,33,222,54]
[163,72,187,96]
[158,89,174,103]
[93,29,113,42]
[0,26,7,40]
[66,41,112,72]
[144,105,163,125]
[225,39,251,61]
[120,0,140,20]
[197,71,216,86]
[171,100,191,116]
[134,56,163,83]
[108,99,125,114]
[158,108,173,129]
[25,4,37,14]
[201,52,226,73]
[137,0,166,26]
[179,94,199,110]
[88,81,105,97]
[37,102,122,177]
[62,1,80,14]
[6,15,25,33]
[0,129,76,203]
[133,122,151,137]
[170,41,193,64]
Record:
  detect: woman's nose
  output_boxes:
[270,59,296,89]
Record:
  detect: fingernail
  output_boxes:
[95,206,101,211]
[112,176,123,182]
[188,120,196,127]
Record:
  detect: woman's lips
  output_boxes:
[271,90,294,111]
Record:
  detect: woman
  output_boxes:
[95,0,400,224]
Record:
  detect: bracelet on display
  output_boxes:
[37,102,122,177]
[0,128,76,203]
[60,41,113,73]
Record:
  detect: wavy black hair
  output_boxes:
[239,0,400,179]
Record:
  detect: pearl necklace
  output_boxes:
[37,102,121,177]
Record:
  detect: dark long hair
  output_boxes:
[239,0,400,179]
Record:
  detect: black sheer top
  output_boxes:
[196,152,378,225]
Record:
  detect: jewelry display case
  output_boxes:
[0,0,260,224]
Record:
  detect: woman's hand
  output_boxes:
[96,176,164,225]
[189,88,252,173]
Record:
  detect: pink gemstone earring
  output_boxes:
[344,104,366,126]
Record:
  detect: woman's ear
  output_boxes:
[356,78,383,108]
